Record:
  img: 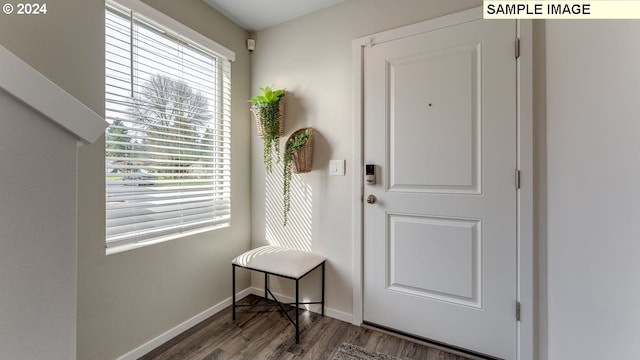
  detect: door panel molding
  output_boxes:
[387,42,482,194]
[351,7,534,360]
[386,213,483,308]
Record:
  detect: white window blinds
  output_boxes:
[105,2,232,249]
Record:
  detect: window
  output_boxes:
[105,0,233,252]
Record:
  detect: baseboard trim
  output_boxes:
[247,286,353,323]
[116,286,354,359]
[115,287,253,360]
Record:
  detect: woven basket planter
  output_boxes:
[252,95,285,138]
[287,128,314,173]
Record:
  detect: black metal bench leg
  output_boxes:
[232,264,236,320]
[321,262,325,316]
[231,261,325,344]
[295,278,300,344]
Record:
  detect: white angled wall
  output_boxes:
[0,90,79,360]
[546,20,640,359]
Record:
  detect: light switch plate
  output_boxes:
[329,159,345,176]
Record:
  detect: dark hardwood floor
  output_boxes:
[139,294,474,360]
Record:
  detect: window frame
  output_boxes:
[105,0,235,254]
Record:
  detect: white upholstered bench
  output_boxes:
[231,245,326,343]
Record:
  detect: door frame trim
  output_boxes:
[350,7,534,360]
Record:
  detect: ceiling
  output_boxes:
[202,0,345,32]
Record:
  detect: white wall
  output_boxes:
[532,20,548,360]
[546,21,640,359]
[251,0,482,318]
[0,90,78,359]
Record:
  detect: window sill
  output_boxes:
[105,223,229,255]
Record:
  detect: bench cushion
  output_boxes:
[232,246,325,279]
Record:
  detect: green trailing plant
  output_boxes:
[282,128,313,226]
[250,86,285,173]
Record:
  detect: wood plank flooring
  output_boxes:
[139,294,475,360]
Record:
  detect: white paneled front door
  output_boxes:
[362,12,518,360]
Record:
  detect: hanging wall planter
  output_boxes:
[288,128,314,174]
[250,86,286,174]
[252,95,285,138]
[282,128,314,226]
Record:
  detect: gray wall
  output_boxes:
[0,90,79,360]
[0,0,104,112]
[1,1,252,359]
[0,2,102,359]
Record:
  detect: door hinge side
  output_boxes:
[516,302,521,321]
[515,169,521,190]
[515,37,520,59]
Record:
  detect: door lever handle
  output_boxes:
[366,194,376,204]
